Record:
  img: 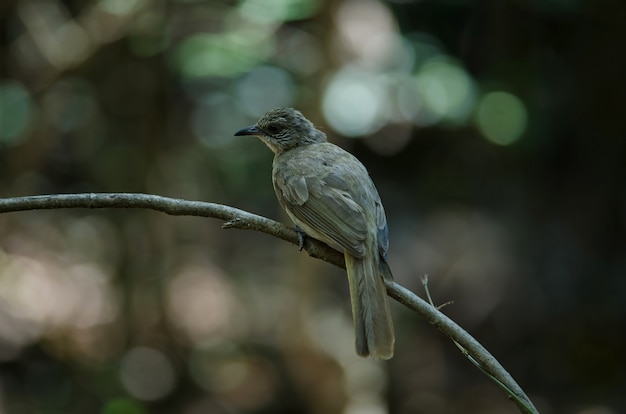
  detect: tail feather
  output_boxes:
[345,250,395,359]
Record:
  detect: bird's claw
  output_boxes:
[295,226,307,251]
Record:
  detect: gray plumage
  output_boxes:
[235,108,394,359]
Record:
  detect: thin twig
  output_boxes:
[420,276,535,413]
[0,193,538,414]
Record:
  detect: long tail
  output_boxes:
[345,250,395,359]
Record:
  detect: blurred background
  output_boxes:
[1,0,625,413]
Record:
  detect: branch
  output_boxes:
[0,193,538,414]
[0,193,345,268]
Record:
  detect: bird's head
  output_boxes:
[234,108,327,154]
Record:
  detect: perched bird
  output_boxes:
[235,108,394,359]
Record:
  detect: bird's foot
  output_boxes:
[295,226,307,251]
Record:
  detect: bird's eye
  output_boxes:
[267,124,281,135]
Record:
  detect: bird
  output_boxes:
[235,107,394,359]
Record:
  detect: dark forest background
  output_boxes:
[1,0,625,413]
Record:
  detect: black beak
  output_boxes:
[234,125,261,136]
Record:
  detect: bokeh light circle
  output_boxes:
[322,67,388,137]
[475,91,527,146]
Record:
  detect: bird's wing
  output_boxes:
[375,198,389,260]
[325,170,389,261]
[276,170,369,258]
